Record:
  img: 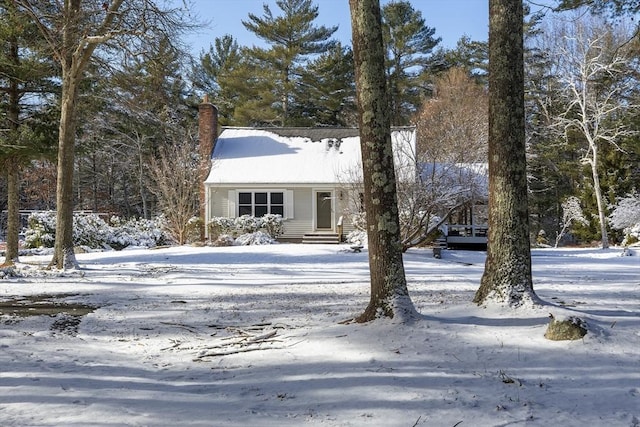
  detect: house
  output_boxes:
[199,101,416,243]
[421,162,488,249]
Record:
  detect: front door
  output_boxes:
[315,191,332,230]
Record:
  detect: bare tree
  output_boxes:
[415,67,488,164]
[548,16,638,249]
[349,0,416,322]
[555,196,589,247]
[148,133,200,245]
[473,0,539,307]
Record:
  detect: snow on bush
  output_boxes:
[109,216,171,249]
[345,230,367,246]
[207,214,283,245]
[24,211,56,248]
[609,193,640,245]
[235,231,275,246]
[24,212,170,250]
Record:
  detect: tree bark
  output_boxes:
[349,0,416,322]
[588,144,609,249]
[49,75,80,269]
[3,23,21,265]
[4,160,19,265]
[473,0,539,307]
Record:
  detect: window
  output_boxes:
[237,191,284,217]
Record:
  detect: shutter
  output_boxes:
[285,190,294,219]
[227,190,236,217]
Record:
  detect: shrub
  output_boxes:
[208,214,284,243]
[235,231,275,245]
[208,217,236,240]
[260,214,284,238]
[184,216,204,243]
[23,212,170,250]
[24,211,57,248]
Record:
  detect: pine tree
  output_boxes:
[381,0,440,125]
[0,0,57,265]
[242,0,337,126]
[294,43,357,126]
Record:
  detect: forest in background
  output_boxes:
[1,0,639,248]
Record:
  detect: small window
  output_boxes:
[238,192,252,216]
[255,192,268,204]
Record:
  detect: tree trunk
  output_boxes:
[473,0,539,307]
[47,0,108,268]
[4,28,21,265]
[4,160,19,265]
[349,0,416,322]
[49,78,80,269]
[589,150,609,249]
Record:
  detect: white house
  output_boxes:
[202,125,416,243]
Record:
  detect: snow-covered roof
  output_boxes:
[205,127,416,185]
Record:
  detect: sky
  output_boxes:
[183,0,491,55]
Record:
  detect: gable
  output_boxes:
[205,127,416,185]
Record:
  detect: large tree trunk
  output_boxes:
[473,0,539,307]
[349,0,416,322]
[48,0,84,269]
[49,78,80,269]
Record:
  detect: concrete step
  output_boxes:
[302,233,341,244]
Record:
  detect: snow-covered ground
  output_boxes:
[1,244,638,426]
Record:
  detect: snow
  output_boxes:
[1,244,639,426]
[205,128,415,184]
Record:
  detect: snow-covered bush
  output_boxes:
[235,231,275,245]
[24,211,56,248]
[609,193,640,245]
[184,216,203,244]
[23,212,170,250]
[73,214,111,248]
[208,217,236,240]
[259,214,284,238]
[235,215,262,234]
[211,234,235,247]
[108,216,171,249]
[351,212,367,231]
[208,215,284,244]
[345,230,367,246]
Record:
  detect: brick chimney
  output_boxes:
[198,95,218,240]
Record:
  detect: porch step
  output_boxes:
[302,233,341,244]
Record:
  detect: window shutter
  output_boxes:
[285,190,294,219]
[227,190,236,217]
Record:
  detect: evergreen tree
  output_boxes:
[192,35,244,125]
[293,43,357,126]
[555,0,640,15]
[242,0,337,126]
[381,0,440,125]
[0,0,57,265]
